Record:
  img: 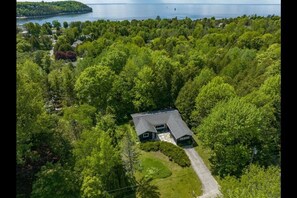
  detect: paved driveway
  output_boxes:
[184,147,222,198]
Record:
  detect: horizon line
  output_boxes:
[86,3,280,5]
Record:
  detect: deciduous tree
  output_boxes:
[75,65,115,111]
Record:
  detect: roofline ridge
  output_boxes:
[131,108,178,117]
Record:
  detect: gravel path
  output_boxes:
[184,147,222,198]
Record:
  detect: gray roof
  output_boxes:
[131,109,193,139]
[71,40,83,48]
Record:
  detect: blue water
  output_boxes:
[17,3,280,25]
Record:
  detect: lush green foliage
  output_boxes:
[17,1,92,18]
[175,67,215,125]
[140,142,191,167]
[197,97,278,177]
[139,141,161,152]
[190,76,236,127]
[74,65,116,110]
[219,164,280,198]
[74,127,134,198]
[31,163,80,198]
[17,15,280,197]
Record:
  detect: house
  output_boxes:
[21,30,28,35]
[131,109,193,145]
[71,40,83,48]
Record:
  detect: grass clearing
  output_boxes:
[136,150,202,198]
[140,157,172,179]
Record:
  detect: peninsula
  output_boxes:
[17,1,92,19]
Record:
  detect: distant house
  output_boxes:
[21,30,28,36]
[71,40,83,48]
[131,109,193,145]
[218,22,224,28]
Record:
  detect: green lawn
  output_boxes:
[136,150,202,198]
[140,157,172,179]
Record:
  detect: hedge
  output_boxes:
[140,141,191,167]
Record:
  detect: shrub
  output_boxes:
[140,141,191,167]
[139,141,160,152]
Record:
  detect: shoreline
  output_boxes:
[17,10,92,20]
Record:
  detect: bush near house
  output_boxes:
[140,142,191,167]
[140,141,160,152]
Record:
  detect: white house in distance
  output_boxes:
[131,109,193,146]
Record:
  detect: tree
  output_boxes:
[74,128,133,198]
[150,51,176,108]
[74,129,118,197]
[237,31,263,50]
[31,163,80,198]
[40,35,52,50]
[17,64,45,164]
[29,35,40,50]
[17,37,31,52]
[99,44,129,74]
[95,113,118,146]
[63,21,69,29]
[220,164,280,198]
[108,63,139,122]
[63,27,79,44]
[17,60,46,162]
[23,22,41,36]
[220,47,257,80]
[137,176,160,198]
[191,76,236,127]
[175,67,215,124]
[197,97,272,177]
[52,20,61,29]
[132,66,157,111]
[119,125,140,176]
[47,64,76,106]
[132,35,145,47]
[40,23,52,35]
[17,112,73,197]
[232,44,280,96]
[242,75,280,165]
[58,104,97,142]
[75,65,115,111]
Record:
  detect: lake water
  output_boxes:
[17,3,280,25]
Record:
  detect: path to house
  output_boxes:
[184,147,222,198]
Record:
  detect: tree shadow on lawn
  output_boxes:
[137,177,161,198]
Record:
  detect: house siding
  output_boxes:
[139,131,156,142]
[176,135,193,146]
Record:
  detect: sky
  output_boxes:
[17,0,280,4]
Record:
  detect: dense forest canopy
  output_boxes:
[17,15,280,197]
[17,1,92,18]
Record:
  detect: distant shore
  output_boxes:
[17,1,92,20]
[17,10,92,20]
